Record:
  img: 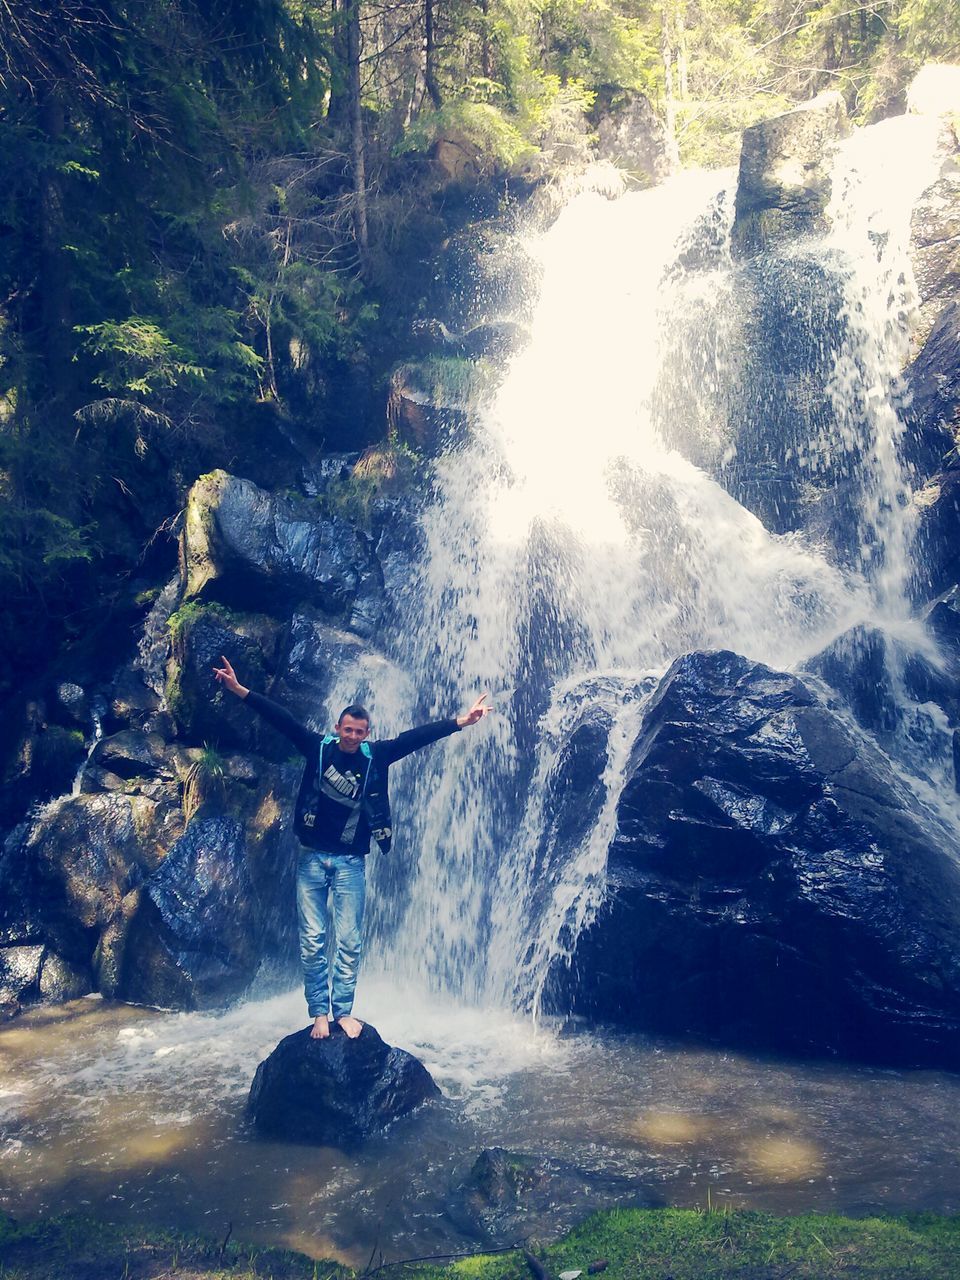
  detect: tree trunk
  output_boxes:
[424,0,442,109]
[346,0,369,259]
[36,88,74,416]
[327,0,351,125]
[480,0,491,81]
[661,5,680,169]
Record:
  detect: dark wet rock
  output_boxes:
[0,823,43,949]
[38,951,93,1002]
[18,792,181,976]
[552,649,960,1068]
[806,623,960,756]
[909,130,960,344]
[445,1147,644,1244]
[731,93,848,260]
[1,721,297,1016]
[0,784,185,1012]
[916,463,960,604]
[181,470,384,636]
[682,104,949,553]
[88,730,174,783]
[0,703,87,833]
[119,815,263,1009]
[301,453,361,499]
[248,1021,440,1145]
[166,604,280,751]
[389,358,474,453]
[807,625,930,731]
[465,1147,545,1208]
[593,89,673,185]
[0,943,44,1018]
[908,303,960,601]
[136,576,181,699]
[927,586,960,665]
[717,250,850,540]
[108,667,162,732]
[521,702,616,910]
[53,682,89,729]
[268,617,367,731]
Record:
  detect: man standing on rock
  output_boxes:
[212,656,490,1040]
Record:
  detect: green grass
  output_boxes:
[0,1213,348,1280]
[3,1207,960,1280]
[422,1208,960,1280]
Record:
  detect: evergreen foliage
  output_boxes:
[0,0,953,693]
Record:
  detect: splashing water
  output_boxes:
[370,143,952,1008]
[823,111,945,614]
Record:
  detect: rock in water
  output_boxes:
[551,650,960,1069]
[730,92,848,259]
[248,1022,441,1145]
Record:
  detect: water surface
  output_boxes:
[2,980,959,1265]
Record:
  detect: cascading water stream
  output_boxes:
[823,109,944,615]
[349,99,960,1017]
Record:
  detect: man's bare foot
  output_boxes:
[337,1015,363,1039]
[310,1014,330,1039]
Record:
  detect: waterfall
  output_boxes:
[349,106,951,1015]
[822,111,944,614]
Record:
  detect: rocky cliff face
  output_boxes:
[0,464,411,1018]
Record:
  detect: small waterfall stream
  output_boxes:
[356,105,953,1014]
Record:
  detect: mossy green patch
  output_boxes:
[0,1213,349,1280]
[167,599,241,643]
[394,1209,960,1280]
[4,1208,960,1280]
[317,443,428,531]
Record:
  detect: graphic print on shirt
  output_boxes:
[298,745,371,847]
[322,762,362,801]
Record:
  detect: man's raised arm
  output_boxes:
[213,655,315,756]
[379,692,492,765]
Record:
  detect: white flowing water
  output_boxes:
[360,104,953,1013]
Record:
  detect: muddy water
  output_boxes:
[2,980,959,1265]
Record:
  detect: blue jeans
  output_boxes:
[296,851,367,1019]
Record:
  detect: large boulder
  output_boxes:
[0,788,183,1012]
[804,622,960,739]
[0,700,87,834]
[117,751,301,1009]
[119,815,260,1009]
[909,303,960,601]
[593,89,673,185]
[165,602,280,751]
[181,470,384,637]
[909,139,960,346]
[248,1021,440,1145]
[731,93,848,259]
[552,650,960,1068]
[389,358,495,453]
[0,736,299,1015]
[718,251,849,537]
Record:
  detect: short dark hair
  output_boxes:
[337,703,370,725]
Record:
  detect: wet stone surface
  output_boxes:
[249,1020,441,1146]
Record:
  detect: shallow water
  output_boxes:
[2,978,959,1265]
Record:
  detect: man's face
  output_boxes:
[336,713,370,753]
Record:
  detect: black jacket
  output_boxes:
[245,690,460,854]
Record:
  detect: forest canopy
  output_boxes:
[0,0,957,689]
